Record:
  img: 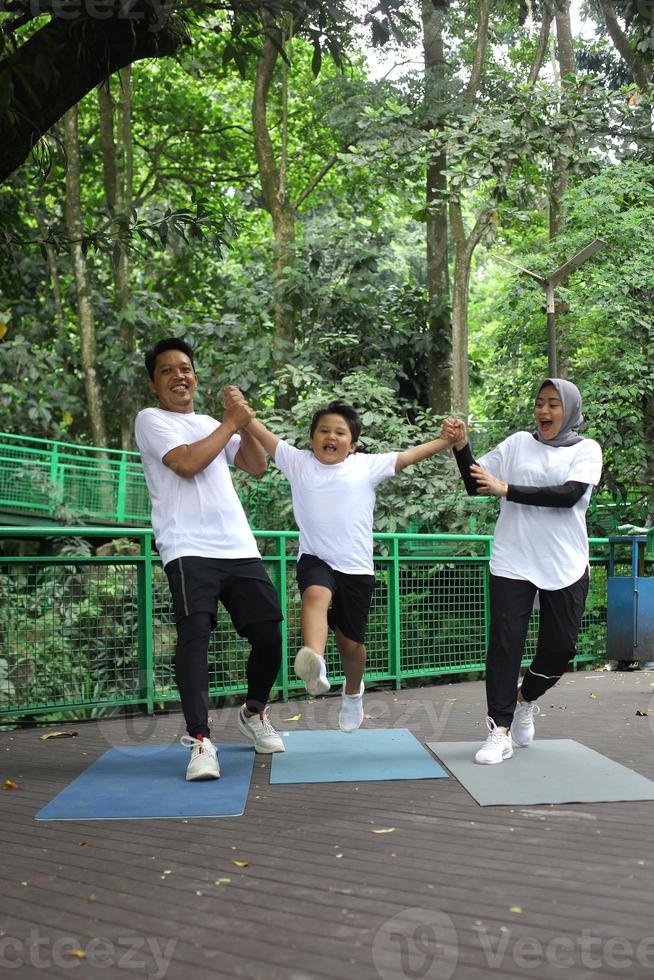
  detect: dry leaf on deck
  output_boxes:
[636,709,648,717]
[371,827,395,834]
[589,693,597,699]
[280,714,302,722]
[39,731,78,740]
[232,860,249,868]
[3,779,18,790]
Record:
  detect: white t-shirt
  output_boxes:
[274,441,398,575]
[134,407,259,567]
[478,431,603,590]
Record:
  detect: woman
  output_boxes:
[446,379,602,765]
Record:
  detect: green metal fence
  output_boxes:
[0,430,640,535]
[0,526,610,720]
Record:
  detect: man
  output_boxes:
[134,337,284,781]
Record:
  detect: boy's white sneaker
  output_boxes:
[180,734,220,780]
[511,700,540,747]
[238,706,285,753]
[339,681,365,732]
[474,717,513,765]
[294,646,330,695]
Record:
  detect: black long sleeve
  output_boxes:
[452,443,479,496]
[506,481,588,508]
[453,443,589,507]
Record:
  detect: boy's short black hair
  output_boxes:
[144,338,195,380]
[310,400,361,443]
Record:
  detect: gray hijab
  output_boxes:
[533,378,585,448]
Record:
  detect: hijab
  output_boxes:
[533,378,585,448]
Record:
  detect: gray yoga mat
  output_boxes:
[425,739,654,807]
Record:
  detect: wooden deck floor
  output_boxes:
[2,669,654,980]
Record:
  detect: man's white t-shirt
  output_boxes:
[134,407,259,567]
[274,441,398,575]
[478,431,603,590]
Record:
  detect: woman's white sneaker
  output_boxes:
[180,734,220,780]
[294,646,330,695]
[511,701,540,747]
[339,682,365,732]
[474,717,513,765]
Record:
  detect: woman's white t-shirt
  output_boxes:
[274,441,398,575]
[134,407,259,567]
[478,432,602,590]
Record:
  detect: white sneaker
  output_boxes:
[511,700,540,747]
[294,646,330,695]
[238,706,285,753]
[339,681,365,733]
[474,717,513,765]
[180,735,220,781]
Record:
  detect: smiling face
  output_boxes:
[309,413,356,465]
[534,384,564,441]
[149,348,197,414]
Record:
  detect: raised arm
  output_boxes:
[395,435,452,473]
[245,417,281,460]
[221,386,267,476]
[163,400,253,479]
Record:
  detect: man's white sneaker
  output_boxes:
[180,735,220,781]
[339,681,365,733]
[238,706,285,753]
[511,700,540,747]
[474,717,513,765]
[294,646,330,695]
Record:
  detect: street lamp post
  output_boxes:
[497,238,607,376]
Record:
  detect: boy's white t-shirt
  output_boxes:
[134,407,259,567]
[478,431,603,590]
[274,440,398,575]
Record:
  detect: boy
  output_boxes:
[134,339,285,782]
[226,388,456,732]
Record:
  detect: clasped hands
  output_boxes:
[221,385,254,431]
[440,416,507,498]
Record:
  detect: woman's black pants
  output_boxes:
[486,569,589,728]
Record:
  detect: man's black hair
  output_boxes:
[310,400,361,443]
[144,338,195,380]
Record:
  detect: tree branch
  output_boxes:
[0,10,190,183]
[465,0,489,104]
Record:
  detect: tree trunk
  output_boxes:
[422,0,451,413]
[549,1,575,240]
[0,13,188,183]
[63,106,108,449]
[98,69,135,449]
[598,0,652,90]
[252,10,296,405]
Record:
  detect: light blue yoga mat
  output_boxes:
[35,743,255,820]
[270,728,448,784]
[426,739,654,807]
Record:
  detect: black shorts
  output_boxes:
[296,554,375,645]
[164,557,282,635]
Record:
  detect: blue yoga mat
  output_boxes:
[270,728,448,784]
[35,743,255,820]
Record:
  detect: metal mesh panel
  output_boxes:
[398,561,487,675]
[0,560,141,712]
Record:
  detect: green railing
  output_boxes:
[0,526,610,720]
[0,430,643,538]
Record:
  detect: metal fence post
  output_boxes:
[138,531,155,714]
[277,533,289,700]
[388,536,402,689]
[483,537,491,660]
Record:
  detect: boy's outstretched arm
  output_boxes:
[246,417,281,460]
[395,435,452,473]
